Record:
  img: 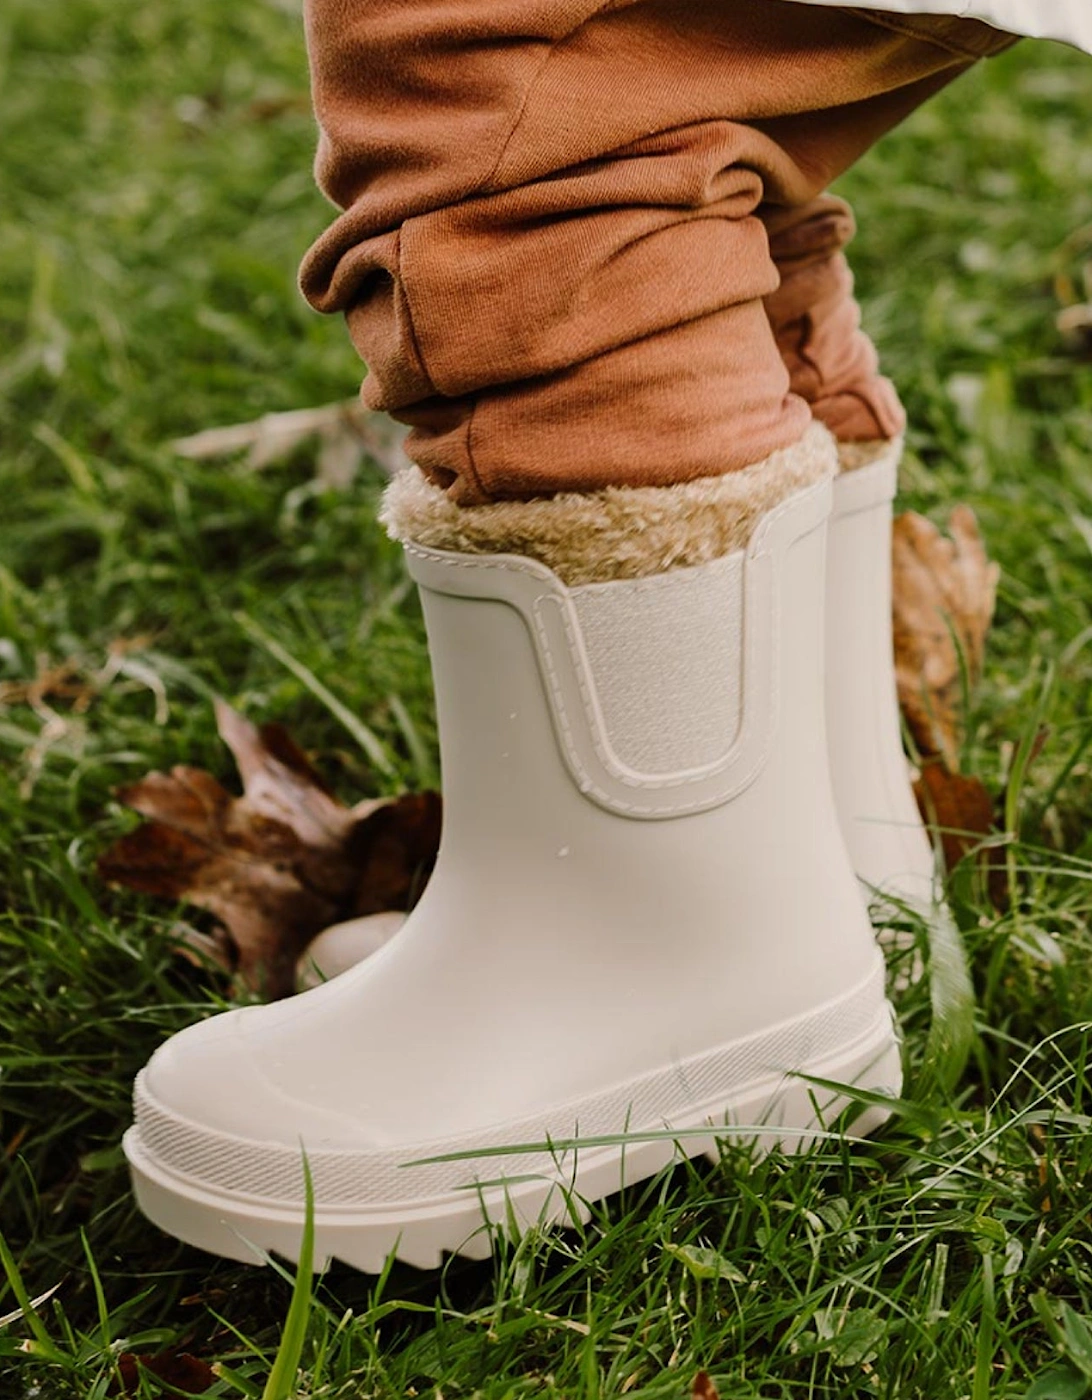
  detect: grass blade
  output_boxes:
[234,611,395,777]
[261,1153,315,1400]
[921,902,977,1096]
[0,1227,63,1362]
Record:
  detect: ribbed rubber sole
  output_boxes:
[123,1007,901,1274]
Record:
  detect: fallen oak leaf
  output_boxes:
[892,502,1007,896]
[98,701,440,998]
[111,1349,216,1396]
[345,789,441,917]
[292,790,442,987]
[98,816,337,996]
[893,505,998,770]
[213,699,369,887]
[215,697,440,917]
[913,761,996,876]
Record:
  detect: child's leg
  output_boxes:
[757,17,1013,443]
[300,0,999,504]
[124,2,1026,1269]
[763,195,906,445]
[750,6,1015,924]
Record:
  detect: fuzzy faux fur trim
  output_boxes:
[837,437,903,474]
[381,422,837,587]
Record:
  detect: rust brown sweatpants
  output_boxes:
[299,2,1014,503]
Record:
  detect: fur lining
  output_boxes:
[837,437,903,474]
[381,422,837,586]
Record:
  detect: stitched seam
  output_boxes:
[396,3,619,409]
[404,545,746,814]
[835,8,1008,59]
[391,226,440,398]
[403,480,822,814]
[461,397,491,503]
[474,1,623,198]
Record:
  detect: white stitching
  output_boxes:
[403,481,826,818]
[409,544,771,817]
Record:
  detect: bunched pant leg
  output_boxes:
[300,0,1011,502]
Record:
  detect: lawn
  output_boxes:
[2,2,1092,1396]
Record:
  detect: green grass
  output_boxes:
[2,2,1092,1395]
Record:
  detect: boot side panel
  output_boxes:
[827,471,936,901]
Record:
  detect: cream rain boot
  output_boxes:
[826,439,939,923]
[124,423,901,1273]
[304,435,940,988]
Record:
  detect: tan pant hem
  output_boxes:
[838,8,1019,60]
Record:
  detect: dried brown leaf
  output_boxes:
[913,761,995,876]
[3,638,165,797]
[111,1350,216,1395]
[98,702,440,998]
[0,638,159,717]
[0,658,92,713]
[169,399,410,478]
[691,1371,722,1400]
[893,506,999,769]
[347,790,442,918]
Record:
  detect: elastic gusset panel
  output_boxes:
[571,555,744,776]
[133,960,888,1210]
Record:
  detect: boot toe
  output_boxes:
[133,1006,379,1209]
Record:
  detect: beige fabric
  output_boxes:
[571,554,745,774]
[382,422,837,587]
